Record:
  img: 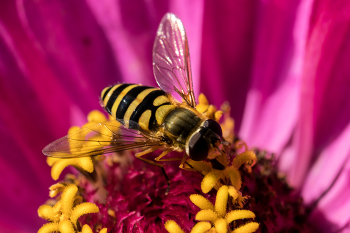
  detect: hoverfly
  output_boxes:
[43,13,230,192]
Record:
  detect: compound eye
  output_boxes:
[203,119,222,138]
[188,132,209,161]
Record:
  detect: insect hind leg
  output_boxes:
[135,147,170,195]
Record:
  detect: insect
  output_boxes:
[43,13,230,192]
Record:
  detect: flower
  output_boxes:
[37,183,107,233]
[1,0,350,232]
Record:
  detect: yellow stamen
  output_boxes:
[164,220,185,233]
[186,160,213,174]
[47,157,60,166]
[82,224,93,233]
[49,183,66,198]
[214,110,223,121]
[225,210,256,224]
[214,218,227,233]
[61,184,78,217]
[108,209,116,218]
[190,194,215,211]
[227,186,240,202]
[231,222,259,233]
[201,170,224,193]
[37,205,55,222]
[215,186,228,217]
[224,167,242,191]
[87,110,107,123]
[190,222,212,233]
[38,223,59,233]
[50,157,94,180]
[99,228,108,233]
[70,202,99,227]
[58,219,75,233]
[232,151,257,169]
[196,209,218,222]
[196,94,209,113]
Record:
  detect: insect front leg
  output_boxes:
[135,147,170,195]
[178,154,198,172]
[154,149,182,162]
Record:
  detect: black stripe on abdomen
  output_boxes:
[130,90,170,130]
[105,84,130,115]
[101,86,112,101]
[115,86,152,119]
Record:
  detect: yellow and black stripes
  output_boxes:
[101,83,173,131]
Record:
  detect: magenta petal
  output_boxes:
[239,0,313,155]
[84,0,204,89]
[199,1,257,128]
[307,156,350,231]
[282,0,350,191]
[301,123,350,204]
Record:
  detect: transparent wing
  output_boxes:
[42,120,165,158]
[153,13,196,108]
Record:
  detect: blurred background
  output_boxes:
[1,0,350,232]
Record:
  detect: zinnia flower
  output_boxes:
[1,0,350,232]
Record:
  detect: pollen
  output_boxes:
[195,93,221,120]
[190,185,258,233]
[191,222,212,233]
[46,110,116,181]
[164,220,185,233]
[37,183,107,233]
[201,170,224,193]
[190,194,215,211]
[215,185,228,217]
[87,110,108,123]
[195,146,256,194]
[70,202,99,227]
[49,157,94,180]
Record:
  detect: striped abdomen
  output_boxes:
[101,83,175,131]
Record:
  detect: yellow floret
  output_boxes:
[190,222,212,233]
[190,194,215,211]
[59,219,75,233]
[37,183,105,233]
[214,218,227,233]
[231,222,259,233]
[225,210,256,224]
[82,224,94,233]
[87,110,108,123]
[196,209,218,222]
[224,167,242,191]
[50,157,94,180]
[38,223,59,233]
[232,151,257,169]
[49,183,66,198]
[70,202,99,227]
[164,220,185,233]
[215,186,228,217]
[61,184,78,216]
[201,170,224,194]
[37,205,55,221]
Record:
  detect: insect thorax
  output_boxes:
[163,107,202,147]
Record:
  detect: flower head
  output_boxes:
[38,183,107,233]
[1,1,350,232]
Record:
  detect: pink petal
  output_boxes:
[199,0,257,127]
[282,0,350,190]
[239,0,312,155]
[307,155,350,231]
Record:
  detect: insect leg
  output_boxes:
[135,147,170,195]
[178,154,197,171]
[154,149,182,161]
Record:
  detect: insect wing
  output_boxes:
[153,13,196,108]
[42,120,164,158]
